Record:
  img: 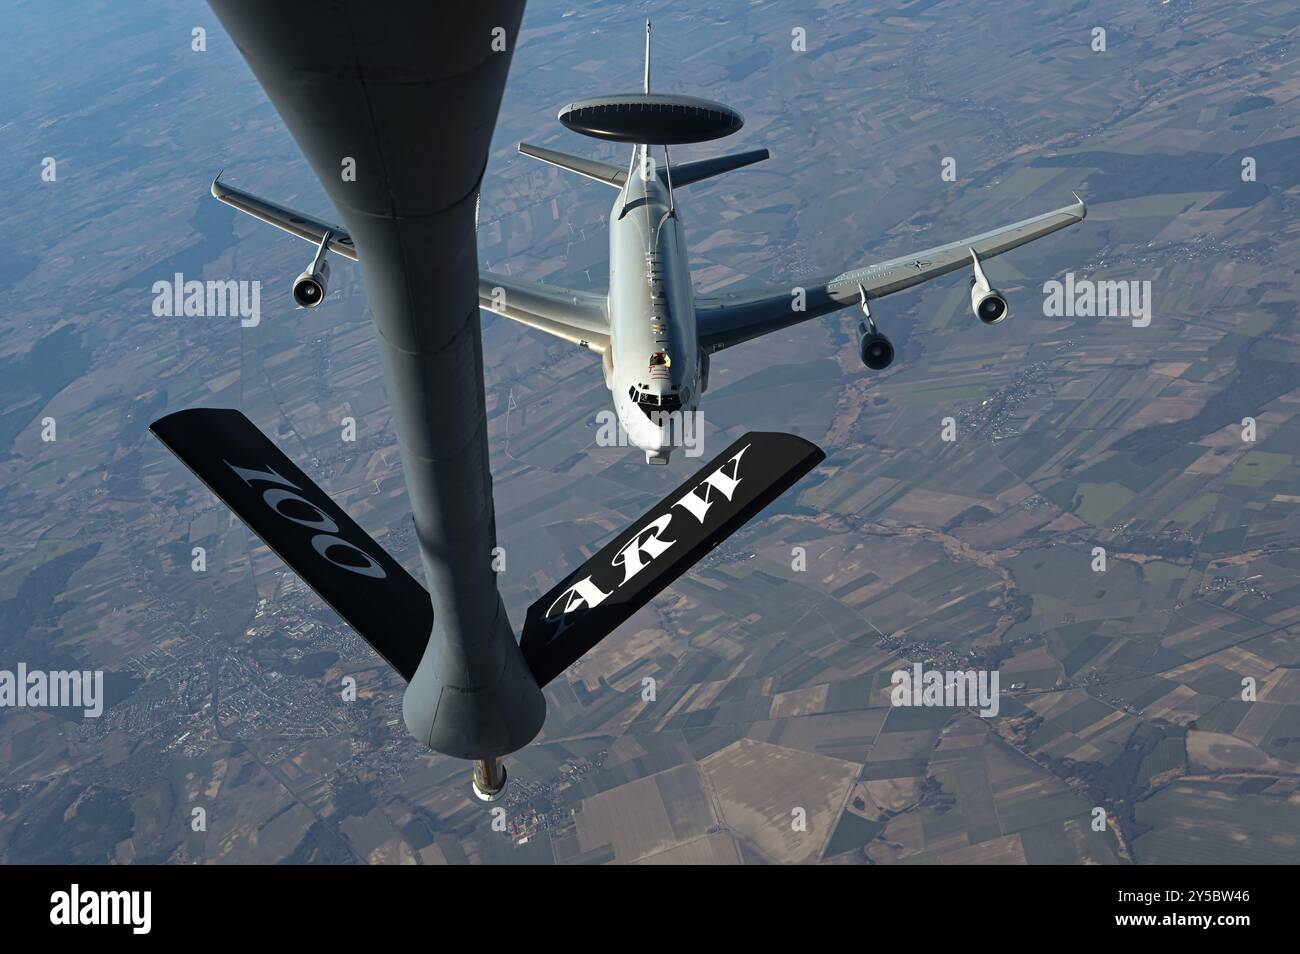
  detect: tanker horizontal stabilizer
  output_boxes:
[520,431,825,686]
[150,408,432,680]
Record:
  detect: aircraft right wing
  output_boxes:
[695,194,1086,353]
[479,272,611,353]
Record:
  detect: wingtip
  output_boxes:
[210,169,225,198]
[1071,190,1087,220]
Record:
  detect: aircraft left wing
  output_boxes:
[211,175,358,261]
[696,194,1086,353]
[212,172,610,352]
[479,273,611,353]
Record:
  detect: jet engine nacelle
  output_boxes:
[293,259,330,308]
[968,248,1008,324]
[854,289,894,370]
[970,284,1009,324]
[294,230,336,309]
[857,321,895,370]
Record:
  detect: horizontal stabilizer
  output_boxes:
[520,431,825,686]
[518,143,627,188]
[150,408,432,680]
[670,148,770,187]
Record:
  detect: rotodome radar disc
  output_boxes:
[558,93,744,144]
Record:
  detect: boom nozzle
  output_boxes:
[472,757,508,801]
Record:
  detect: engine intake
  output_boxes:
[971,286,1009,324]
[293,260,330,308]
[968,248,1009,324]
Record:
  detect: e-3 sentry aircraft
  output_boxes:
[211,21,1084,466]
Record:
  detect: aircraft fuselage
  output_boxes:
[606,157,700,465]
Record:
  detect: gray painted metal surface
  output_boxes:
[208,0,544,758]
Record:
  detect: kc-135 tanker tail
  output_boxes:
[150,409,824,756]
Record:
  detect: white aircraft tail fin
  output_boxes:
[644,19,652,94]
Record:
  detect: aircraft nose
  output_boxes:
[634,416,671,453]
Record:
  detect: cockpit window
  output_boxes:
[631,379,683,420]
[636,390,682,420]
